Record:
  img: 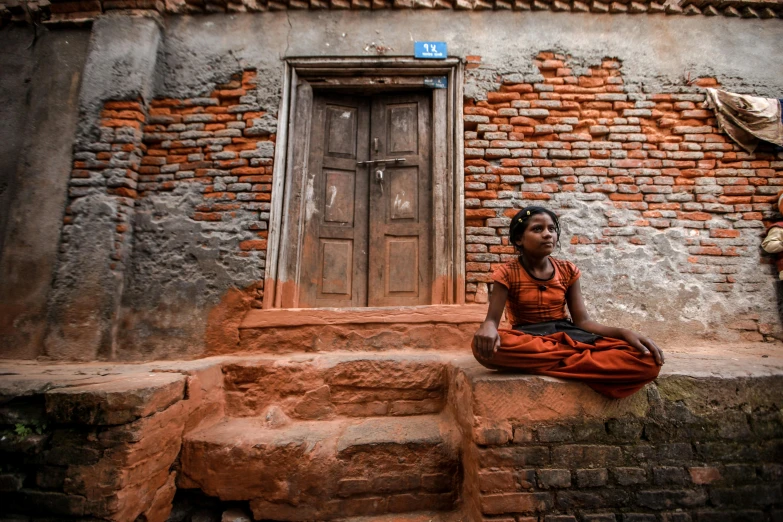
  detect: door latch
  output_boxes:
[356,158,406,167]
[375,169,384,195]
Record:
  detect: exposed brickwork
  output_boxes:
[63,70,272,306]
[64,99,146,275]
[472,393,783,520]
[0,367,223,522]
[463,52,783,322]
[142,70,273,261]
[2,0,781,25]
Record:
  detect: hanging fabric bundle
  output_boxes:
[704,88,783,153]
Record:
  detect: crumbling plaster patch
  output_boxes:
[76,15,161,147]
[550,196,764,342]
[152,12,782,104]
[117,185,264,359]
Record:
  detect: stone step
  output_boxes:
[222,351,454,419]
[180,414,461,521]
[333,511,467,522]
[237,304,485,353]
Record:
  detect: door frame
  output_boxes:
[263,57,465,309]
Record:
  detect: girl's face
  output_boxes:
[514,213,557,257]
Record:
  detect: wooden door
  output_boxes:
[367,93,432,307]
[299,94,370,308]
[298,91,432,308]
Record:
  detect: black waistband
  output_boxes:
[512,320,602,345]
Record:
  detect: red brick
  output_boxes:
[466,209,497,218]
[689,467,721,485]
[678,212,711,221]
[609,194,643,202]
[193,212,223,222]
[691,247,722,256]
[710,229,740,239]
[104,100,144,111]
[487,92,521,103]
[239,239,267,251]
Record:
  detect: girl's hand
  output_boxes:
[473,321,501,360]
[620,329,665,366]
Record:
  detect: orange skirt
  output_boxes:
[472,329,661,399]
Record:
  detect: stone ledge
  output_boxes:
[180,414,460,519]
[1,339,781,520]
[240,304,487,328]
[449,341,783,424]
[237,306,485,353]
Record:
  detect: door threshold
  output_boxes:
[240,304,487,329]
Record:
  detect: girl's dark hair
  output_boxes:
[509,206,561,254]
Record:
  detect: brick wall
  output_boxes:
[141,69,273,280]
[64,69,272,310]
[473,411,783,520]
[467,378,783,521]
[462,52,782,339]
[58,56,782,350]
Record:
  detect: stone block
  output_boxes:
[45,373,186,425]
[537,468,572,488]
[537,424,573,442]
[653,466,689,485]
[478,470,515,492]
[576,468,609,488]
[552,445,623,468]
[480,491,553,515]
[612,467,648,486]
[583,515,616,522]
[637,489,709,510]
[478,446,550,468]
[556,488,631,510]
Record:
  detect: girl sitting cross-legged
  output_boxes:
[472,206,664,399]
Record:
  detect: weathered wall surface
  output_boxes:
[2,12,783,360]
[461,53,783,346]
[42,16,163,361]
[0,27,91,359]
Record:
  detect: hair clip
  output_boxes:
[526,210,530,215]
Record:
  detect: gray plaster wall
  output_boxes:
[0,27,91,359]
[155,12,783,98]
[43,16,162,361]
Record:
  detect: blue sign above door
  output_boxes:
[414,42,447,60]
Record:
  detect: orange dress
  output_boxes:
[472,257,660,399]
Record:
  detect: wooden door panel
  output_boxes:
[368,93,432,307]
[385,237,419,295]
[388,167,418,221]
[319,239,353,298]
[387,103,419,155]
[323,169,356,225]
[299,94,370,308]
[325,105,358,158]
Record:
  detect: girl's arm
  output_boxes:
[473,283,509,359]
[566,279,664,365]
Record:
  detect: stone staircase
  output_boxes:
[2,325,782,521]
[178,305,486,521]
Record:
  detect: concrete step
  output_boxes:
[237,304,485,353]
[222,351,454,419]
[180,414,461,521]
